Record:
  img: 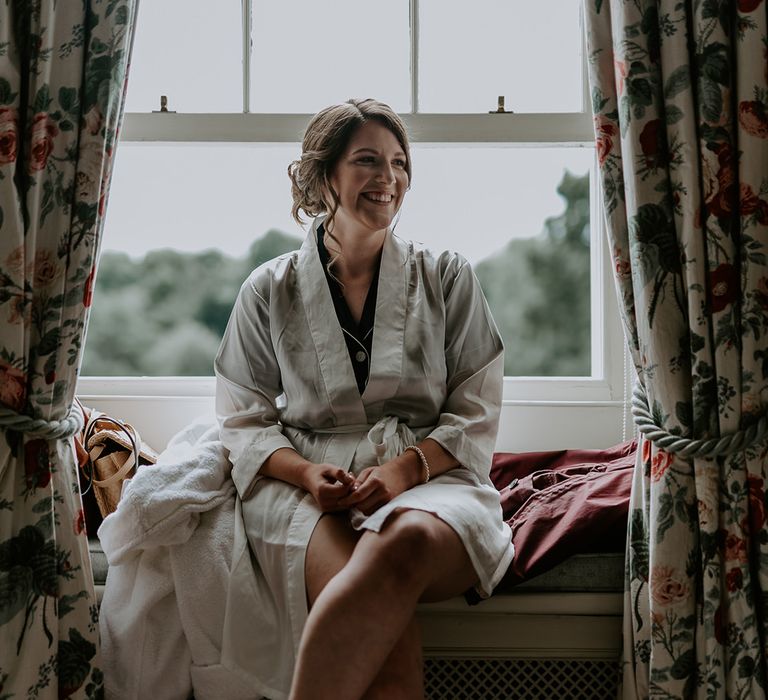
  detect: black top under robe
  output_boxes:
[317,225,381,394]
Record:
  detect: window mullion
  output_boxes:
[242,0,252,112]
[410,0,419,113]
[589,151,605,381]
[580,0,590,115]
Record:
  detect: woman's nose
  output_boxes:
[375,162,395,183]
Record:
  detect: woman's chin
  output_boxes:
[355,214,395,234]
[334,206,398,236]
[366,207,399,229]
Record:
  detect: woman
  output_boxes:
[215,98,514,699]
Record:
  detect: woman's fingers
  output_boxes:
[306,465,356,512]
[318,480,351,503]
[338,469,389,508]
[319,466,356,496]
[338,474,377,505]
[350,492,387,515]
[320,466,354,486]
[311,465,399,513]
[350,467,375,485]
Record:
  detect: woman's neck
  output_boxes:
[324,221,386,281]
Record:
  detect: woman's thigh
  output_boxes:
[305,512,362,606]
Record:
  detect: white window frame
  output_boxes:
[78,3,630,449]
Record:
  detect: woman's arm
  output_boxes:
[215,275,299,499]
[218,275,357,510]
[423,254,505,481]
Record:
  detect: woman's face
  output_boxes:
[328,120,409,237]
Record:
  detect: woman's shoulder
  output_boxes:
[402,236,471,279]
[241,250,301,302]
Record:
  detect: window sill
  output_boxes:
[76,376,632,454]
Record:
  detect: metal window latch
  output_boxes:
[152,95,176,114]
[489,95,513,114]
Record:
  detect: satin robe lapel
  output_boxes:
[296,220,367,425]
[363,230,410,408]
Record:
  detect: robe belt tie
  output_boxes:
[310,416,419,465]
[0,402,84,439]
[632,382,768,459]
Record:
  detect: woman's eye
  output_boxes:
[393,159,406,168]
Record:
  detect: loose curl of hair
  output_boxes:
[287,98,412,246]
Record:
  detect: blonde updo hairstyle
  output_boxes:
[288,98,412,238]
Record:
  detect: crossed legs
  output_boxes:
[290,509,478,700]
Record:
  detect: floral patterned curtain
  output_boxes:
[585,1,768,696]
[0,1,136,696]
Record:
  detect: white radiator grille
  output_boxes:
[423,657,619,699]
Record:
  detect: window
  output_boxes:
[80,0,626,415]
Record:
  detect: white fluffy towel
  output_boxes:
[98,416,254,700]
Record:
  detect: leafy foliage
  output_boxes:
[476,170,591,376]
[82,229,305,375]
[83,173,593,377]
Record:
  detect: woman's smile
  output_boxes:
[361,191,395,204]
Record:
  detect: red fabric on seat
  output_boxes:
[491,441,636,591]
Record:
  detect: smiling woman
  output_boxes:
[215,98,513,700]
[98,98,516,699]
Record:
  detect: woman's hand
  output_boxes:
[304,463,357,513]
[337,459,419,516]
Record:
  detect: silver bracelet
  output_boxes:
[404,445,430,484]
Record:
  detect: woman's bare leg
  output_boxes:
[305,512,361,607]
[291,510,478,700]
[304,513,425,698]
[361,618,423,700]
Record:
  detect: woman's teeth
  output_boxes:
[363,193,393,203]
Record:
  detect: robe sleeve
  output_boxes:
[425,254,504,482]
[215,274,295,499]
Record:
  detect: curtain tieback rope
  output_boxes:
[0,402,84,439]
[632,383,768,459]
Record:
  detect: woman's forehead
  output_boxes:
[346,121,404,155]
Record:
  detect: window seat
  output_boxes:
[88,538,624,697]
[88,537,624,596]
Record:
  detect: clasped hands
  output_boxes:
[305,460,418,516]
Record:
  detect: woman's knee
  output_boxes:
[363,509,478,602]
[365,510,441,583]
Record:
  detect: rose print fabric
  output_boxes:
[0,2,136,698]
[584,1,768,697]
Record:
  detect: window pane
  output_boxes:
[418,0,582,113]
[83,144,593,378]
[125,1,242,113]
[82,143,302,377]
[398,145,593,376]
[250,0,410,113]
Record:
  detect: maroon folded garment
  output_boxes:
[491,441,636,591]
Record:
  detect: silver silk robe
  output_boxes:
[214,216,514,699]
